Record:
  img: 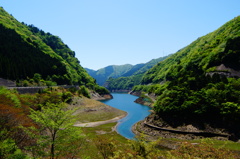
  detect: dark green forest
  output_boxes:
[0,7,108,95]
[132,16,240,136]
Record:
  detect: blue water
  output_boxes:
[101,93,151,139]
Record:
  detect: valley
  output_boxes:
[1,5,240,158]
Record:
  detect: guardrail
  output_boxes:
[144,121,229,138]
[7,85,79,94]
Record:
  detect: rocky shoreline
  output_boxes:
[90,92,113,100]
[131,93,238,142]
[132,119,231,142]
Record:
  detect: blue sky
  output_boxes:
[1,0,240,70]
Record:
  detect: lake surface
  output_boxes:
[101,93,151,139]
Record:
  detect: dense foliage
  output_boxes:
[0,86,91,158]
[0,7,108,94]
[86,64,134,86]
[1,87,239,158]
[141,16,240,85]
[87,56,170,91]
[133,16,240,135]
[26,24,95,86]
[106,57,170,91]
[106,74,143,91]
[23,103,85,159]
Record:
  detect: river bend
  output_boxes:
[101,93,151,139]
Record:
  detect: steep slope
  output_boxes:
[141,16,240,85]
[0,8,65,83]
[134,57,171,75]
[105,56,170,91]
[0,7,109,96]
[121,64,145,77]
[0,9,78,83]
[133,16,240,138]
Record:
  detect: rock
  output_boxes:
[90,92,113,100]
[133,113,231,141]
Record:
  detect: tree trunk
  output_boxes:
[51,143,54,159]
[51,131,56,159]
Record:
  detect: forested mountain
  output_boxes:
[105,56,170,91]
[133,16,240,137]
[86,64,134,86]
[0,7,108,94]
[86,56,169,88]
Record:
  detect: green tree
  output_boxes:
[0,130,27,159]
[93,136,117,159]
[23,103,85,159]
[78,86,90,98]
[61,91,73,104]
[33,73,42,83]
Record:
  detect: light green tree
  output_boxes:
[23,103,85,159]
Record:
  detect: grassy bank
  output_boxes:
[68,96,240,158]
[69,96,127,123]
[80,123,240,158]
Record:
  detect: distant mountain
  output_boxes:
[85,64,133,86]
[105,56,170,91]
[121,64,145,77]
[0,7,108,95]
[132,16,240,137]
[85,56,170,90]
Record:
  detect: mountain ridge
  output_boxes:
[0,7,109,96]
[85,56,170,88]
[132,16,240,140]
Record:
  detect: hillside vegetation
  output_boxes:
[105,56,170,91]
[133,16,240,138]
[86,56,169,90]
[0,7,108,95]
[0,86,125,158]
[1,6,240,158]
[86,64,134,86]
[1,85,239,158]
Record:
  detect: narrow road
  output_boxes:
[74,115,126,127]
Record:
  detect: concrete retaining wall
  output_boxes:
[0,78,16,87]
